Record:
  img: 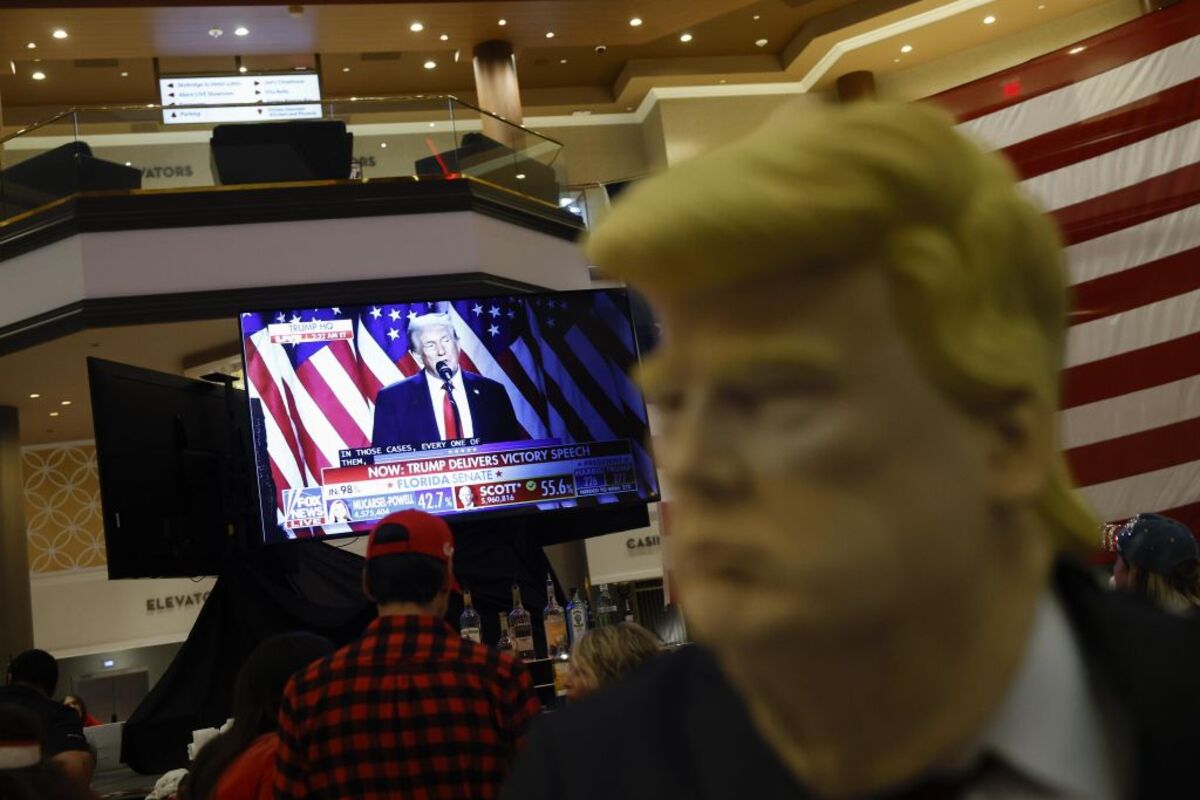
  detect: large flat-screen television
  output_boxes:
[240,288,658,542]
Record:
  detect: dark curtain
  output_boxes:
[121,527,556,774]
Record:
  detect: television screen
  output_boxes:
[239,289,658,542]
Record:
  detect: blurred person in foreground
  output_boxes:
[562,623,661,702]
[501,101,1200,799]
[0,705,94,800]
[0,650,93,789]
[183,632,333,800]
[1112,513,1200,614]
[273,510,540,799]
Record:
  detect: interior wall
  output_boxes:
[56,641,182,707]
[657,93,810,166]
[537,123,647,186]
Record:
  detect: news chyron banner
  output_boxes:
[240,289,658,541]
[282,440,640,531]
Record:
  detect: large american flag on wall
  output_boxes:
[241,291,655,534]
[929,0,1200,537]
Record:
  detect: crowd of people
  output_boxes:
[4,101,1200,799]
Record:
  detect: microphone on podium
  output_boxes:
[436,360,454,383]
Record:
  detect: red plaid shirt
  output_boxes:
[273,614,541,799]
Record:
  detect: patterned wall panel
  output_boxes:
[23,444,106,574]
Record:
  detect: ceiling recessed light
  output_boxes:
[124,162,132,166]
[516,173,526,180]
[234,26,249,36]
[983,15,996,24]
[629,17,643,27]
[498,18,507,26]
[238,65,248,73]
[423,60,437,69]
[26,42,36,49]
[439,33,449,41]
[380,142,388,148]
[342,66,350,72]
[753,14,761,20]
[900,44,913,53]
[755,38,768,47]
[29,393,40,399]
[560,58,568,64]
[31,71,45,80]
[545,31,555,38]
[49,412,59,417]
[894,57,901,62]
[1037,3,1045,8]
[679,33,693,43]
[718,79,726,84]
[52,29,68,40]
[1068,45,1087,54]
[429,122,436,127]
[294,65,306,70]
[625,105,633,111]
[410,21,424,32]
[146,103,155,108]
[208,27,223,38]
[61,400,71,406]
[120,71,129,77]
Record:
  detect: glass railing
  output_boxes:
[0,95,568,225]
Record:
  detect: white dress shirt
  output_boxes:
[424,368,475,440]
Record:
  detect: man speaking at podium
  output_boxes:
[372,313,524,447]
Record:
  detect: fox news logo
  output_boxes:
[283,487,327,528]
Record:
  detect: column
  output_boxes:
[836,71,877,103]
[0,407,35,663]
[472,41,524,148]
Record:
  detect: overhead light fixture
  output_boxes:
[894,57,901,62]
[440,33,449,41]
[31,71,45,80]
[120,71,129,77]
[755,38,768,47]
[454,48,461,62]
[753,14,761,20]
[515,173,526,180]
[718,79,726,84]
[423,60,437,69]
[410,21,424,32]
[238,65,248,73]
[209,27,223,38]
[52,29,68,40]
[560,58,568,64]
[1038,3,1045,8]
[124,162,132,166]
[629,17,643,27]
[234,26,249,36]
[625,105,633,111]
[679,33,693,43]
[146,103,154,108]
[26,42,36,49]
[29,393,40,399]
[61,400,72,406]
[983,15,996,24]
[900,44,913,53]
[545,31,555,38]
[1068,45,1087,54]
[294,65,306,70]
[49,411,60,417]
[429,122,436,127]
[498,18,507,26]
[380,142,388,148]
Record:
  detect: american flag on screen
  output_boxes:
[241,291,655,532]
[929,0,1200,537]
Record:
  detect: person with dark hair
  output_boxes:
[1112,513,1200,613]
[183,632,334,800]
[61,696,101,729]
[274,509,540,799]
[0,650,93,789]
[0,704,93,800]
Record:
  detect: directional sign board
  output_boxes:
[159,74,322,107]
[162,103,323,125]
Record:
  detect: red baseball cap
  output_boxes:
[366,510,461,593]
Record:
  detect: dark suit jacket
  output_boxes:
[501,559,1200,799]
[372,369,525,447]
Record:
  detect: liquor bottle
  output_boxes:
[595,584,619,627]
[566,587,588,646]
[543,573,568,657]
[459,588,482,643]
[552,651,572,705]
[622,589,636,623]
[583,577,596,628]
[496,613,514,654]
[508,584,536,661]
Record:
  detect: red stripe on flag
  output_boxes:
[928,2,1200,121]
[1157,500,1200,538]
[1062,331,1200,409]
[1054,162,1200,246]
[282,381,332,481]
[1069,245,1200,326]
[496,349,548,430]
[294,360,369,448]
[329,341,365,395]
[245,338,305,480]
[1004,77,1200,180]
[267,457,291,518]
[458,353,479,374]
[1065,416,1200,487]
[396,352,420,377]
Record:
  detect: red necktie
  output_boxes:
[443,382,461,440]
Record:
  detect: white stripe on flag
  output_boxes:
[245,354,307,494]
[1064,202,1200,286]
[957,33,1200,149]
[252,330,318,486]
[450,308,549,439]
[565,327,648,425]
[1019,118,1200,212]
[1060,374,1200,449]
[1078,457,1200,521]
[357,323,405,395]
[537,336,618,441]
[274,351,350,467]
[310,347,373,438]
[1065,286,1200,367]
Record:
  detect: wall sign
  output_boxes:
[145,591,210,613]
